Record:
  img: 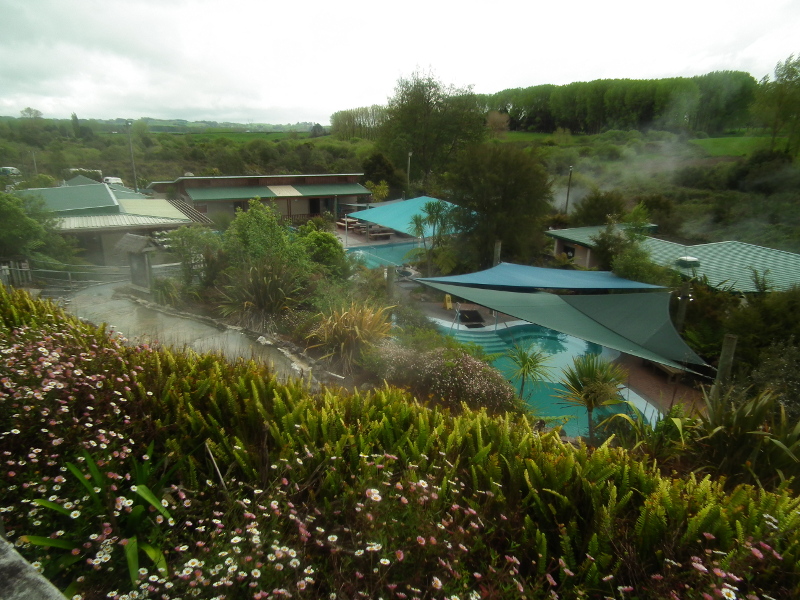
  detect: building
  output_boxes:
[15,178,209,265]
[147,173,372,224]
[545,225,800,293]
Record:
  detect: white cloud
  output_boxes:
[1,0,798,123]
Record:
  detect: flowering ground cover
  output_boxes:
[2,284,800,600]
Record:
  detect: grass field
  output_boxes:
[182,131,307,142]
[690,135,777,157]
[503,131,554,143]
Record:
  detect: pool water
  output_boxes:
[346,241,420,268]
[437,321,655,438]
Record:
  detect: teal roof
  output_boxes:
[17,184,120,215]
[186,186,278,202]
[293,183,370,196]
[420,262,664,291]
[347,196,453,237]
[644,239,800,293]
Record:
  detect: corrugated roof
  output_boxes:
[65,175,101,186]
[545,224,657,246]
[17,184,119,214]
[118,198,189,220]
[58,214,190,232]
[292,183,370,197]
[545,226,800,293]
[147,173,364,188]
[185,182,370,202]
[186,186,277,202]
[644,239,800,293]
[269,185,303,197]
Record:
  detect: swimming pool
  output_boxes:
[346,241,420,269]
[436,320,658,438]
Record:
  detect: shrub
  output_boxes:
[306,302,393,374]
[5,287,800,599]
[365,340,520,414]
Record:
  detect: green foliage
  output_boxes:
[751,339,800,421]
[363,340,521,414]
[165,224,223,287]
[223,199,302,266]
[379,70,486,185]
[217,260,308,329]
[296,227,350,278]
[0,192,77,261]
[503,343,553,401]
[571,189,627,226]
[555,354,627,445]
[7,260,800,599]
[447,143,552,268]
[725,286,800,370]
[306,302,394,374]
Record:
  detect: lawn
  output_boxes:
[690,135,777,157]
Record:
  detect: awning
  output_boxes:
[347,196,454,237]
[420,262,664,291]
[420,281,706,371]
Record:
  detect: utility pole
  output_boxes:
[407,151,413,199]
[127,120,139,192]
[565,165,573,213]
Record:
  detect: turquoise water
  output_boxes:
[346,241,420,269]
[438,322,631,438]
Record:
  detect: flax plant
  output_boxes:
[306,302,394,374]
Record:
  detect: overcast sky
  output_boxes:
[2,0,798,125]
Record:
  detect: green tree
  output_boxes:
[504,343,552,401]
[571,189,626,226]
[447,143,551,268]
[364,180,389,202]
[380,71,486,186]
[556,354,627,445]
[0,192,76,260]
[223,200,305,267]
[297,227,349,279]
[752,54,800,155]
[165,225,223,287]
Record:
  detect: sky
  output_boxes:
[2,0,799,126]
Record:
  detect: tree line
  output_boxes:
[477,71,758,134]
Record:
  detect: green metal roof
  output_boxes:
[186,182,370,202]
[58,214,190,232]
[186,186,277,202]
[118,198,190,220]
[545,224,657,246]
[545,225,609,246]
[16,184,119,215]
[644,239,800,293]
[546,226,800,293]
[292,183,370,197]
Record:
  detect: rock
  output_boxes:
[256,336,273,346]
[0,538,65,599]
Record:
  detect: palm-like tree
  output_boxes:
[504,343,552,401]
[556,354,627,445]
